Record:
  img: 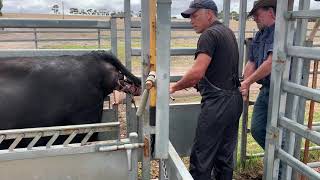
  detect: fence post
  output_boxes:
[34,28,38,49]
[97,29,101,49]
[110,17,117,55]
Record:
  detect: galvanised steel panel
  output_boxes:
[0,150,130,180]
[169,103,200,157]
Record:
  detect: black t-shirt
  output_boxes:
[195,21,239,90]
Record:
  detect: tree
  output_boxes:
[52,4,59,14]
[0,0,3,16]
[69,8,79,14]
[230,11,239,21]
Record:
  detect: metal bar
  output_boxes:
[167,141,193,179]
[247,146,320,159]
[8,134,24,151]
[27,133,42,150]
[63,130,78,146]
[287,9,320,19]
[0,49,111,58]
[279,116,320,145]
[0,135,5,144]
[140,0,152,178]
[34,28,38,49]
[284,2,310,178]
[0,122,119,140]
[238,0,247,77]
[46,132,60,148]
[240,38,251,168]
[97,29,101,49]
[111,17,118,55]
[287,45,320,60]
[128,132,139,180]
[81,130,94,145]
[237,0,247,169]
[282,81,320,102]
[131,48,196,56]
[223,0,230,27]
[155,0,171,159]
[264,0,290,179]
[278,149,320,179]
[0,19,111,29]
[0,38,100,42]
[131,20,192,29]
[0,139,132,161]
[124,0,134,137]
[307,162,320,168]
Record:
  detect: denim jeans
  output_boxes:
[251,86,269,149]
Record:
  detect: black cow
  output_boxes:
[0,51,141,149]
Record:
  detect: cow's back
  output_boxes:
[0,56,114,147]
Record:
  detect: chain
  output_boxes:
[161,159,169,180]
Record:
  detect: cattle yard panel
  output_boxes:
[0,131,141,180]
[264,0,320,179]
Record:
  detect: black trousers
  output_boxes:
[189,92,243,180]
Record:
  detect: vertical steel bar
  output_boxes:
[240,38,252,168]
[111,17,118,56]
[283,2,310,179]
[236,0,247,169]
[155,0,171,159]
[128,132,139,180]
[140,0,151,178]
[124,0,134,137]
[238,0,247,77]
[34,28,38,49]
[223,0,230,27]
[263,0,290,179]
[98,29,101,49]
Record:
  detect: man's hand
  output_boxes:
[169,84,176,94]
[240,81,250,101]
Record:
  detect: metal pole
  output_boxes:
[111,17,117,55]
[34,28,38,49]
[140,0,151,178]
[263,0,290,179]
[238,0,247,76]
[240,38,252,168]
[98,29,101,49]
[283,1,310,179]
[155,0,171,159]
[124,0,135,136]
[223,0,230,27]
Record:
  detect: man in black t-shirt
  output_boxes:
[170,0,243,179]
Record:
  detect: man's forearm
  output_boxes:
[245,58,272,85]
[172,69,201,91]
[243,61,256,80]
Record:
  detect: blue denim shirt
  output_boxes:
[249,24,275,86]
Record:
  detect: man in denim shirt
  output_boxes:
[240,0,276,149]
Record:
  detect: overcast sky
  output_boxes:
[2,0,320,17]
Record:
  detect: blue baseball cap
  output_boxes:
[181,0,218,18]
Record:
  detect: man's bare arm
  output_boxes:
[243,53,272,86]
[170,53,211,93]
